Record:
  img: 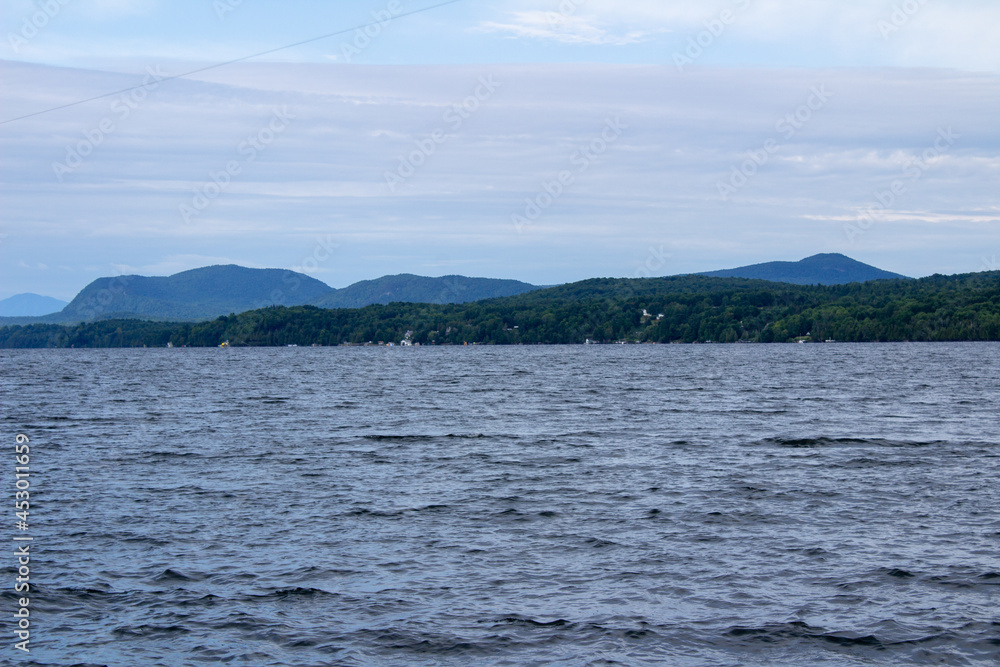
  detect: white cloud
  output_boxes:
[1,59,998,293]
[474,11,659,46]
[804,211,1000,224]
[111,254,266,277]
[3,0,997,73]
[485,0,1000,71]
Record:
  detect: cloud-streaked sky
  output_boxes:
[1,0,999,299]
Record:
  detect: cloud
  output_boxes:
[3,1,998,72]
[804,212,1000,225]
[111,255,267,277]
[1,60,998,295]
[483,0,1000,71]
[474,11,659,46]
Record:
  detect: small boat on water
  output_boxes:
[220,340,230,348]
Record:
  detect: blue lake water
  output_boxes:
[3,344,999,666]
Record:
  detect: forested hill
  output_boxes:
[0,267,543,326]
[699,253,909,284]
[55,265,331,323]
[0,254,897,326]
[312,274,541,308]
[1,271,997,348]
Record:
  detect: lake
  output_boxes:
[4,344,999,665]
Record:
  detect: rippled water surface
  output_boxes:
[3,344,999,666]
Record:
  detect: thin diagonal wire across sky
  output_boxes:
[0,0,464,126]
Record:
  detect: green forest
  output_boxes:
[2,272,998,348]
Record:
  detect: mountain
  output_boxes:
[0,293,68,317]
[56,265,332,322]
[0,255,901,325]
[311,274,542,309]
[5,270,998,348]
[698,253,909,285]
[0,266,544,324]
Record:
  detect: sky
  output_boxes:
[1,0,998,299]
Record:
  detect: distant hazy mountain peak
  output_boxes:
[56,265,332,322]
[6,266,545,324]
[311,274,541,309]
[4,256,910,325]
[698,253,909,285]
[0,293,69,317]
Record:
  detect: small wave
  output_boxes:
[491,615,570,628]
[725,621,883,648]
[346,504,449,518]
[884,568,916,578]
[153,568,204,582]
[120,535,171,546]
[178,593,222,607]
[253,587,341,600]
[346,507,402,518]
[141,451,202,459]
[584,537,621,548]
[349,628,492,657]
[362,433,486,441]
[761,437,946,448]
[112,624,192,638]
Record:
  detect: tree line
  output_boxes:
[2,272,998,348]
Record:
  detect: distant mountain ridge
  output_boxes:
[698,253,909,285]
[4,270,998,348]
[52,265,331,323]
[0,293,68,317]
[0,255,911,325]
[0,266,546,324]
[313,274,541,309]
